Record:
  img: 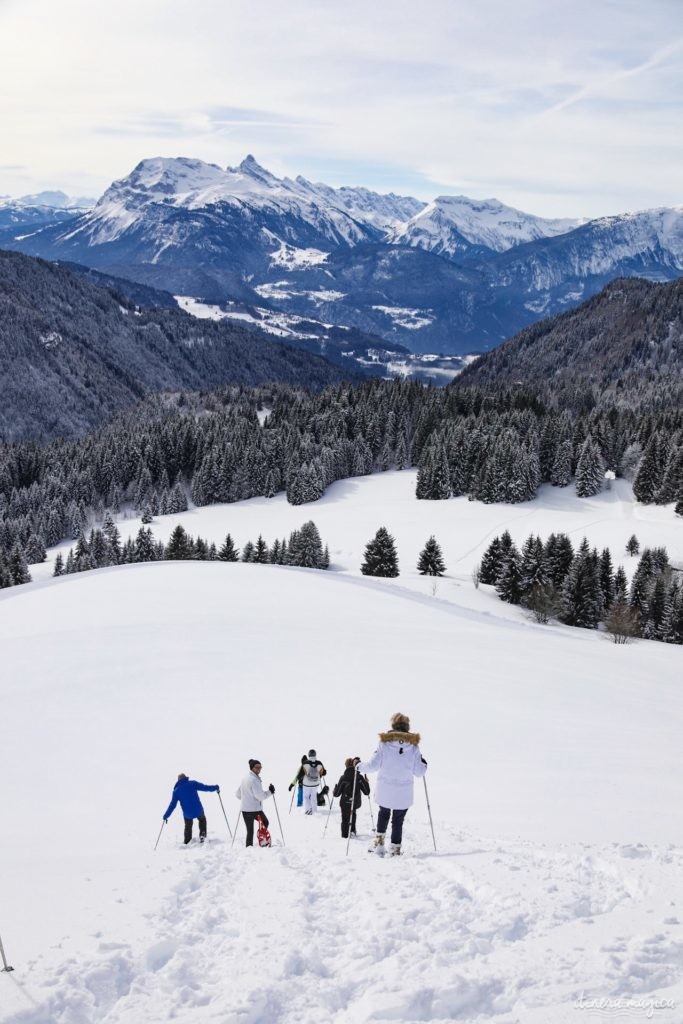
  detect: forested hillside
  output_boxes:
[1,378,680,591]
[0,250,350,441]
[458,277,683,410]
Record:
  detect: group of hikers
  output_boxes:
[162,713,428,856]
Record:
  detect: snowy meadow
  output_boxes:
[1,472,682,1024]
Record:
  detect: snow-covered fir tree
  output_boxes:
[361,527,399,578]
[218,534,239,562]
[417,536,446,576]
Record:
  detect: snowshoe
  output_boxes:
[369,833,386,856]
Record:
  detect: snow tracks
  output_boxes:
[3,825,683,1024]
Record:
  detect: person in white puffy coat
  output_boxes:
[236,758,274,847]
[357,712,427,856]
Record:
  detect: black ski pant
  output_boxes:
[377,806,407,845]
[184,815,207,844]
[340,800,358,839]
[242,810,269,847]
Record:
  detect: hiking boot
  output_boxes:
[390,843,402,857]
[371,833,386,855]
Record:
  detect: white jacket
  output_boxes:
[236,771,273,812]
[358,730,426,810]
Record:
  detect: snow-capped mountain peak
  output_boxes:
[390,193,579,257]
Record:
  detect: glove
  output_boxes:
[216,786,220,793]
[269,783,275,794]
[163,817,168,823]
[421,757,428,766]
[288,783,294,791]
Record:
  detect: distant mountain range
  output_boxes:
[4,156,682,354]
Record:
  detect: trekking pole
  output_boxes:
[153,820,166,851]
[0,932,14,973]
[345,771,359,857]
[323,795,335,838]
[289,784,296,815]
[368,790,376,833]
[217,792,234,840]
[272,795,286,847]
[231,811,241,849]
[423,776,437,852]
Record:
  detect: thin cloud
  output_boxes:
[538,37,683,118]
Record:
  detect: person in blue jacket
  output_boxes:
[163,773,220,844]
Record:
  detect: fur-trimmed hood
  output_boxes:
[379,730,421,745]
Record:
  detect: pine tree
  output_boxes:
[53,552,64,577]
[519,535,548,594]
[24,533,46,564]
[626,534,640,556]
[135,526,156,563]
[496,547,522,604]
[544,533,574,588]
[479,536,503,585]
[141,505,153,525]
[290,521,325,568]
[169,482,189,514]
[633,433,663,503]
[648,576,668,632]
[8,544,31,585]
[102,512,121,563]
[193,537,209,560]
[361,527,399,578]
[575,436,604,498]
[560,544,602,628]
[613,565,629,602]
[242,541,256,563]
[254,535,269,564]
[630,551,655,624]
[550,439,573,487]
[166,525,191,560]
[599,548,615,610]
[218,534,239,562]
[417,536,446,576]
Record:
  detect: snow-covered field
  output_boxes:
[2,474,682,1023]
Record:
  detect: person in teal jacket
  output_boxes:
[163,773,219,844]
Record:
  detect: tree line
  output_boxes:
[479,531,682,645]
[47,519,331,580]
[0,379,681,575]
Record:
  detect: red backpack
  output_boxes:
[257,814,272,848]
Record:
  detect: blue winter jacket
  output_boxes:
[164,778,218,820]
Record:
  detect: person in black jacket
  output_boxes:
[333,757,370,838]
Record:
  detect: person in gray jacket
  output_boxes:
[236,758,275,847]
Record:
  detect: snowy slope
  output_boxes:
[389,195,578,257]
[1,535,682,1024]
[4,473,682,1022]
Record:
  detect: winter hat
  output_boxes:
[308,749,317,758]
[248,759,262,770]
[390,713,410,732]
[345,757,355,768]
[177,773,188,781]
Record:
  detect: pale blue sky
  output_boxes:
[0,0,681,217]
